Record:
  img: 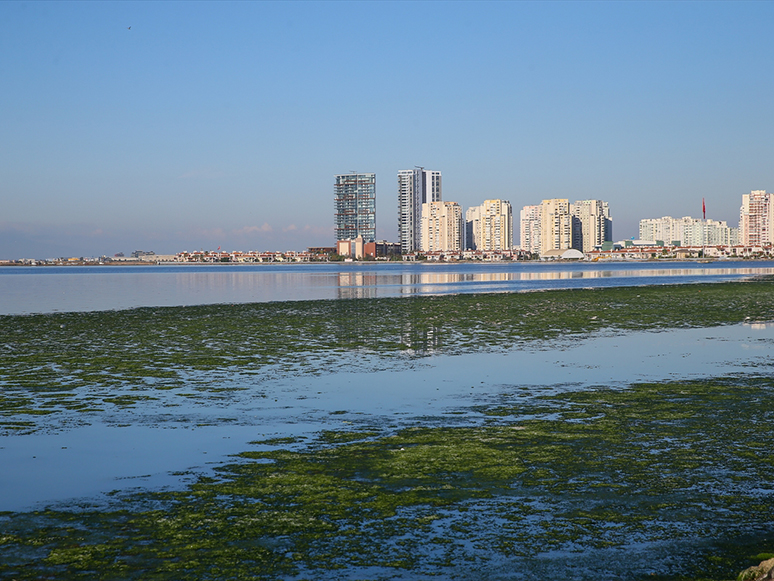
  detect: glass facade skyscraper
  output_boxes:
[398,168,442,254]
[334,173,376,242]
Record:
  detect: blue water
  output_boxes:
[2,260,773,315]
[2,322,773,511]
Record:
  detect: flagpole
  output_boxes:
[702,198,706,258]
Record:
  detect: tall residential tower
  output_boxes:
[572,199,612,253]
[421,201,463,253]
[398,168,442,253]
[519,205,541,255]
[466,199,513,251]
[740,190,774,246]
[334,173,376,242]
[539,199,573,253]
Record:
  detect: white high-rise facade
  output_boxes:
[639,217,674,244]
[639,216,739,246]
[519,205,541,254]
[421,201,462,253]
[740,190,774,246]
[572,200,612,253]
[539,199,573,253]
[398,168,442,254]
[466,199,512,251]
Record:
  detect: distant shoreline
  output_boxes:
[1,256,773,268]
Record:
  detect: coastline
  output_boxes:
[2,255,773,267]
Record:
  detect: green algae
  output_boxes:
[2,280,774,430]
[1,375,773,580]
[3,279,774,578]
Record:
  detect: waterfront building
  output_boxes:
[639,216,675,244]
[364,240,401,258]
[740,190,774,246]
[398,168,442,254]
[706,219,739,246]
[572,200,612,253]
[420,201,463,252]
[639,216,739,247]
[464,206,480,250]
[466,199,512,251]
[336,236,364,259]
[335,173,376,242]
[519,205,541,255]
[539,199,573,253]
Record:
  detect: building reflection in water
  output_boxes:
[333,272,441,353]
[330,265,774,352]
[745,321,774,330]
[337,273,379,300]
[336,267,774,299]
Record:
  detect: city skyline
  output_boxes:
[2,2,774,258]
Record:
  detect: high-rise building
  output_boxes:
[539,199,573,253]
[639,216,738,246]
[334,173,376,242]
[465,206,480,250]
[519,205,541,254]
[421,201,462,252]
[466,199,512,251]
[398,168,442,254]
[740,190,774,246]
[639,216,674,244]
[572,200,612,253]
[702,219,738,246]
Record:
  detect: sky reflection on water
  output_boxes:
[2,261,774,314]
[2,322,772,512]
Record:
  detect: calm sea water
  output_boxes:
[2,260,774,315]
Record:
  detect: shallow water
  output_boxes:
[3,260,774,314]
[2,321,772,512]
[3,280,774,580]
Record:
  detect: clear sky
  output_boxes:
[2,1,773,258]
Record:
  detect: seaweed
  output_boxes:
[2,280,774,428]
[2,280,774,579]
[1,376,773,580]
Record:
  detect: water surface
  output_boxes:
[2,321,772,512]
[2,260,774,314]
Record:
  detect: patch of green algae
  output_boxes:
[2,279,774,432]
[1,376,773,580]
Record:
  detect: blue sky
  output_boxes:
[2,1,773,258]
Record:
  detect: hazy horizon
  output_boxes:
[2,1,773,259]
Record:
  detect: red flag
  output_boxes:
[702,198,706,220]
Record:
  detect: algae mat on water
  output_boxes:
[2,279,774,433]
[2,280,774,579]
[1,375,773,580]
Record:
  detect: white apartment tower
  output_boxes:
[572,200,612,253]
[519,205,541,254]
[740,190,774,246]
[639,216,739,246]
[421,201,462,252]
[398,168,442,254]
[539,199,573,253]
[466,199,513,251]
